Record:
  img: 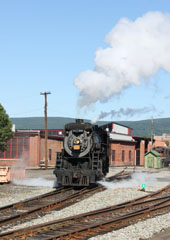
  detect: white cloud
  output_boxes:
[74,11,170,108]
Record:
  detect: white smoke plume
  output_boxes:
[98,172,157,189]
[74,11,170,108]
[13,177,58,187]
[10,153,29,180]
[92,106,155,122]
[11,154,58,187]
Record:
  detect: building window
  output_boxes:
[0,136,30,160]
[49,149,52,161]
[122,150,125,162]
[112,150,115,162]
[129,150,131,162]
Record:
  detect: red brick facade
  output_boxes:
[140,140,145,166]
[0,135,63,168]
[40,138,63,166]
[0,126,154,168]
[110,141,136,166]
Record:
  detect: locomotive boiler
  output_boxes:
[54,119,109,186]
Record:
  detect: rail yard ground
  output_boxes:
[0,167,170,239]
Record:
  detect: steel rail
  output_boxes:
[0,169,127,213]
[1,185,170,240]
[0,169,129,215]
[0,170,129,231]
[65,196,170,240]
[52,197,170,240]
[105,168,132,182]
[0,184,105,229]
[0,186,65,211]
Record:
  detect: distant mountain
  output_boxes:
[10,117,170,137]
[117,118,170,137]
[10,117,109,131]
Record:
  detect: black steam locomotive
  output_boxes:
[54,119,109,186]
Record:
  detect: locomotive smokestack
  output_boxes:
[76,119,84,124]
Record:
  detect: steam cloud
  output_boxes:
[98,172,157,189]
[92,106,155,122]
[13,177,58,187]
[74,11,170,107]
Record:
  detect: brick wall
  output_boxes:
[0,135,149,168]
[29,136,40,166]
[40,138,63,166]
[110,141,135,166]
[154,134,170,142]
[0,159,20,167]
[140,140,145,166]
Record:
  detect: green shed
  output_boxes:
[144,150,163,169]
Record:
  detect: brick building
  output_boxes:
[101,122,136,166]
[154,133,170,142]
[0,130,63,167]
[0,119,152,168]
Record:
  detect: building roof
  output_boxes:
[101,121,133,130]
[153,140,167,148]
[145,150,161,157]
[109,133,135,142]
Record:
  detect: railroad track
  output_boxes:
[0,184,105,231]
[1,184,170,240]
[0,169,132,234]
[105,168,132,182]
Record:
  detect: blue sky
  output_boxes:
[1,0,170,121]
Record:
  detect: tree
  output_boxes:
[0,104,13,152]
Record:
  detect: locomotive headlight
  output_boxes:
[73,138,80,145]
[73,138,80,150]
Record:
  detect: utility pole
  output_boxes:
[40,91,51,169]
[151,118,154,151]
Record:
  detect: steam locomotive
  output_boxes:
[54,119,109,186]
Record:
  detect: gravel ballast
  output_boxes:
[0,167,170,239]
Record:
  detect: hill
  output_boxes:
[117,118,170,137]
[10,117,109,131]
[10,117,170,137]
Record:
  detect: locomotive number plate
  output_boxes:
[73,145,80,150]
